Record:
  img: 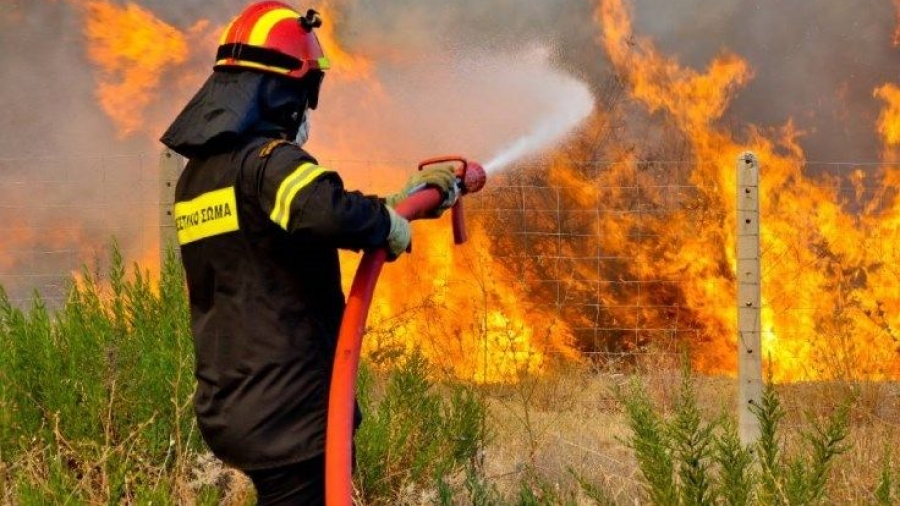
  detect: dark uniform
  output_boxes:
[173,136,389,470]
[160,59,400,502]
[160,5,421,503]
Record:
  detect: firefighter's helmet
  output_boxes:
[215,2,330,80]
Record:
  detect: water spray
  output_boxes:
[325,157,486,506]
[483,81,594,174]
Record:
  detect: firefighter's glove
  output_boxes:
[385,206,412,261]
[385,166,459,218]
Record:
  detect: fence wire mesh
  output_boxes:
[1,154,897,381]
[0,154,159,307]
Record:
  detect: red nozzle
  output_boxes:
[416,156,486,245]
[452,160,484,244]
[417,156,486,195]
[461,160,486,195]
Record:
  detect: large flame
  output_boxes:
[77,0,195,137]
[586,0,900,381]
[353,222,577,383]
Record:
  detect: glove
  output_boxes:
[385,166,459,218]
[385,206,411,261]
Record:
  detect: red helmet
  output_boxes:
[215,2,330,80]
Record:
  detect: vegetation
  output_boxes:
[616,364,854,505]
[0,250,898,504]
[0,248,210,504]
[354,351,489,504]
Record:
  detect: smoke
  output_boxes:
[311,44,594,179]
[336,0,900,161]
[0,1,120,157]
[4,1,900,159]
[623,0,900,161]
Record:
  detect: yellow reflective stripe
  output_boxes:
[270,163,330,230]
[249,8,298,46]
[215,59,293,75]
[173,187,240,245]
[317,56,331,70]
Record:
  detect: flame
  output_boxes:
[77,0,193,137]
[305,5,578,382]
[76,0,377,140]
[876,84,900,161]
[586,0,900,381]
[347,221,576,383]
[74,0,216,139]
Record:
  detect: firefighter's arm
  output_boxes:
[257,154,393,250]
[281,174,394,250]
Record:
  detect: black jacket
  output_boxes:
[173,136,390,469]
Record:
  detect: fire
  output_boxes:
[77,0,194,137]
[76,0,371,140]
[70,0,213,138]
[22,0,900,383]
[589,0,900,381]
[351,220,577,383]
[306,6,576,382]
[876,84,900,161]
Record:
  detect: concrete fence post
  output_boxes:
[737,151,763,446]
[159,148,184,266]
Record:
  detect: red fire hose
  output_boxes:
[325,157,486,506]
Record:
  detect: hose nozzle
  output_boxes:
[416,156,487,245]
[460,160,486,195]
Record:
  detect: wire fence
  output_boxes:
[0,153,160,307]
[2,152,899,380]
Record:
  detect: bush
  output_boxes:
[354,352,489,504]
[617,364,851,506]
[0,246,213,503]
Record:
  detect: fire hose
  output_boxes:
[325,157,487,506]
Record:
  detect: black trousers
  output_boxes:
[246,454,325,506]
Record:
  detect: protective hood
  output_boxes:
[161,70,308,159]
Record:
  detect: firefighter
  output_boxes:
[160,2,457,504]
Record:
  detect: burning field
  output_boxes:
[2,0,900,382]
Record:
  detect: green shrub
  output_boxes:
[874,450,895,506]
[751,384,850,506]
[354,352,489,504]
[0,246,211,503]
[712,416,754,506]
[618,365,852,506]
[0,244,890,505]
[616,377,678,505]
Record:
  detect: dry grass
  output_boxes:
[476,359,900,504]
[3,354,897,504]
